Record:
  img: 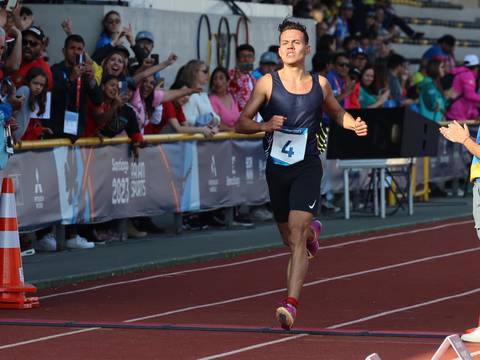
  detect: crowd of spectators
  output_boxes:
[0,1,474,254]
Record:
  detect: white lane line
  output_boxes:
[327,287,480,329]
[40,253,289,300]
[0,328,97,350]
[194,286,480,359]
[3,246,479,350]
[127,247,480,322]
[196,334,309,360]
[41,219,472,301]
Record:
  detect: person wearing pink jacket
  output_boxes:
[446,54,480,121]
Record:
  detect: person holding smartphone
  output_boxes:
[50,34,102,140]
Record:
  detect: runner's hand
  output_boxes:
[353,117,367,136]
[262,115,285,132]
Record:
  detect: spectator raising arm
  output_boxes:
[132,53,178,84]
[3,26,21,73]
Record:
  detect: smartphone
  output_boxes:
[150,54,159,65]
[5,124,13,155]
[5,0,17,11]
[118,81,128,97]
[75,53,85,65]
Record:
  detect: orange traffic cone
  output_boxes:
[0,177,39,309]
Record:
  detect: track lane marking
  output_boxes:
[41,220,472,300]
[2,246,479,350]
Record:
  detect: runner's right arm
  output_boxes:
[235,75,284,134]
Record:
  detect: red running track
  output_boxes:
[1,218,480,359]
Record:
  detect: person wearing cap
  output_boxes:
[422,35,456,72]
[10,25,52,89]
[350,47,368,72]
[334,1,354,44]
[252,51,279,80]
[131,30,154,68]
[446,54,480,121]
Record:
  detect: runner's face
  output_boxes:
[278,29,310,65]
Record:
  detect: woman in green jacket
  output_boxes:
[359,65,391,108]
[418,59,457,122]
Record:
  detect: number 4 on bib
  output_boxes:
[271,127,308,166]
[281,140,295,158]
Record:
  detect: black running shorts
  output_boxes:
[266,156,323,223]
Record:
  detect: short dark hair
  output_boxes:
[438,35,456,47]
[278,18,309,44]
[101,73,120,85]
[333,52,349,64]
[268,45,279,53]
[387,53,406,70]
[311,52,332,72]
[64,34,85,48]
[236,44,255,58]
[20,6,33,17]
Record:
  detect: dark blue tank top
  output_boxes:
[260,71,324,158]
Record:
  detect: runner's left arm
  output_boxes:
[320,76,367,137]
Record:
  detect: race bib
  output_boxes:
[270,127,308,166]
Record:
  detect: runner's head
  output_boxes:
[277,19,310,66]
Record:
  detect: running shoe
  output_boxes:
[275,300,297,330]
[462,327,480,343]
[306,219,322,259]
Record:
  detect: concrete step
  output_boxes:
[404,16,480,29]
[394,4,480,21]
[393,36,480,48]
[391,43,473,60]
[408,24,479,40]
[392,0,462,9]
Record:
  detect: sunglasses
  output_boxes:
[336,62,349,68]
[22,39,41,48]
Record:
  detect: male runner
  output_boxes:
[440,121,480,343]
[235,19,368,330]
